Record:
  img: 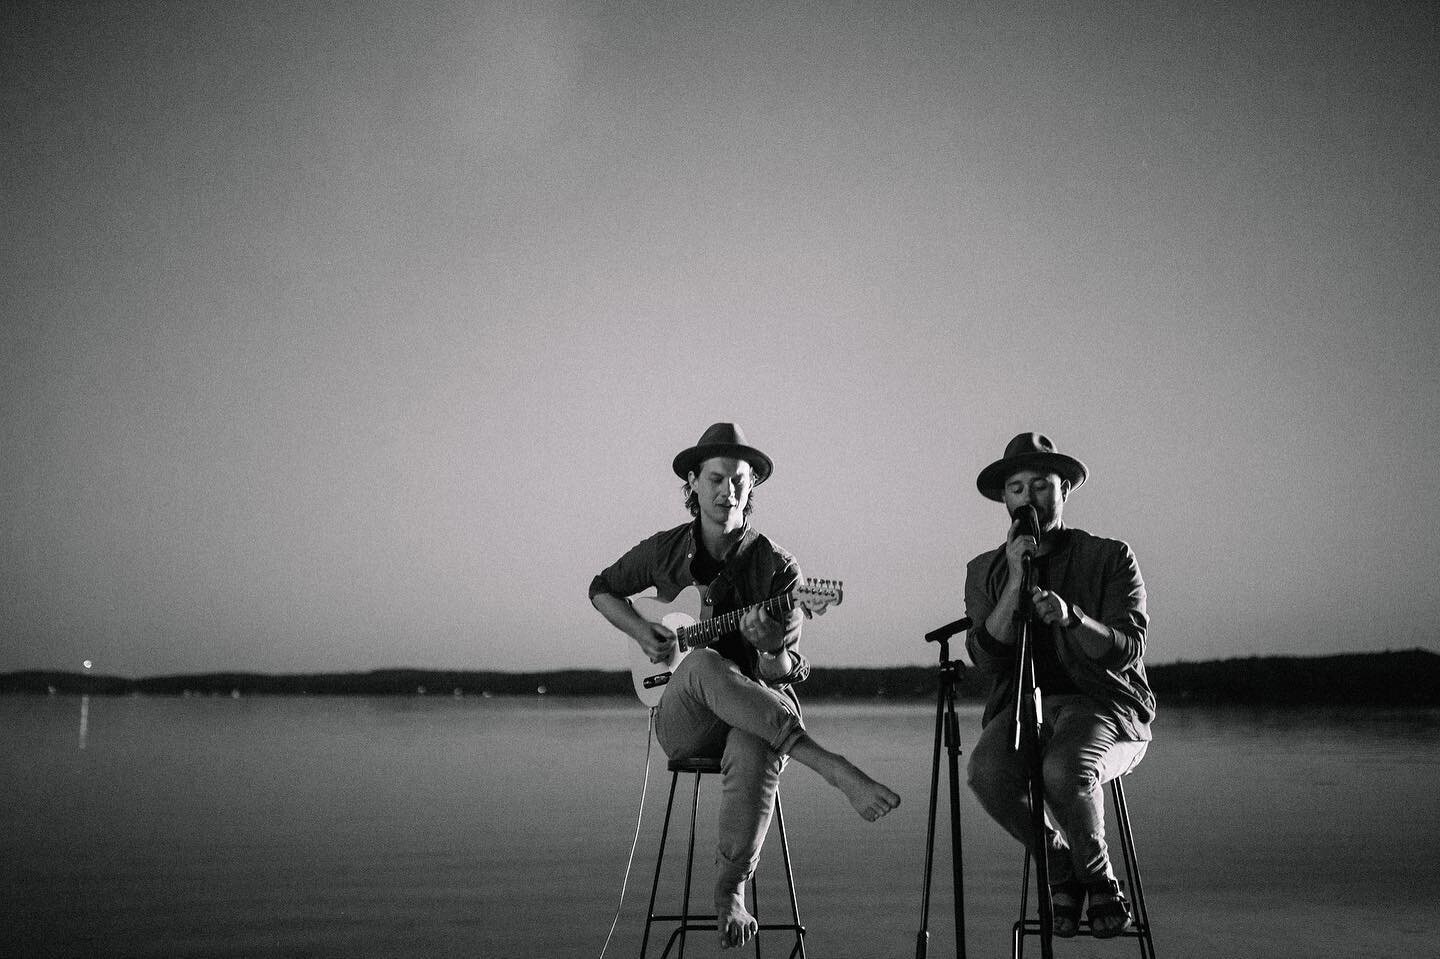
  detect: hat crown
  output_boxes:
[696,422,749,447]
[1004,432,1060,460]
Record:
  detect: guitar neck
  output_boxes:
[679,593,795,651]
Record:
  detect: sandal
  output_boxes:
[1049,878,1084,938]
[1085,878,1132,938]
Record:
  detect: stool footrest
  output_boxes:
[1014,918,1145,938]
[649,915,806,932]
[1012,777,1157,959]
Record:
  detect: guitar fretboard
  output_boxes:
[677,593,797,651]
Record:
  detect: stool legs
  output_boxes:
[769,797,807,958]
[1109,778,1156,959]
[640,768,807,959]
[678,769,702,958]
[1012,777,1156,958]
[639,771,682,959]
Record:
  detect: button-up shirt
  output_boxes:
[590,519,810,687]
[964,526,1154,740]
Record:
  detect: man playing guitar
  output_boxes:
[590,422,900,950]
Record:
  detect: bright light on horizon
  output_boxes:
[83,660,93,670]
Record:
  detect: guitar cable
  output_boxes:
[597,704,657,959]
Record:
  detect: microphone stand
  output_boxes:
[915,616,971,959]
[1012,550,1055,959]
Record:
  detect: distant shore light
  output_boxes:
[82,660,93,670]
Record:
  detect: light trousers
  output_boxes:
[967,693,1147,885]
[654,649,806,900]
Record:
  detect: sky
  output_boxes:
[3,0,1438,677]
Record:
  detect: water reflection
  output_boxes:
[2,698,1435,959]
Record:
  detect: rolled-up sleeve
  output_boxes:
[589,533,659,602]
[1094,542,1147,669]
[964,551,1012,674]
[764,560,809,685]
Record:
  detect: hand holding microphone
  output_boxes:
[1009,505,1074,625]
[1006,504,1041,575]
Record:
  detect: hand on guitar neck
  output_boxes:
[638,603,781,661]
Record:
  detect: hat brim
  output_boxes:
[673,444,773,485]
[977,452,1087,501]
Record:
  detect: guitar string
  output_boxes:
[680,595,795,648]
[668,578,840,645]
[676,587,838,648]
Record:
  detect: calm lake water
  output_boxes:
[2,694,1437,958]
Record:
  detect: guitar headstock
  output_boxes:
[795,578,843,617]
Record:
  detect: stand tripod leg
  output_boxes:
[916,649,967,959]
[1021,687,1054,959]
[945,679,965,952]
[916,665,946,959]
[1011,602,1053,959]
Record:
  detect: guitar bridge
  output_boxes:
[642,672,672,689]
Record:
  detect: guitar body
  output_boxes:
[628,585,708,708]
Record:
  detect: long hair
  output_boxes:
[682,480,756,519]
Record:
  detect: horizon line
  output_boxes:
[5,646,1437,681]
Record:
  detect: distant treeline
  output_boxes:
[3,649,1438,707]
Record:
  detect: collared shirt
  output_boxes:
[964,526,1155,740]
[590,519,810,687]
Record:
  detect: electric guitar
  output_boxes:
[627,579,843,707]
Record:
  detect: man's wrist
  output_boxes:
[1064,605,1084,629]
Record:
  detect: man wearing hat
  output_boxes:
[590,423,900,949]
[963,433,1154,938]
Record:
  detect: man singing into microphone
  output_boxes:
[963,433,1154,938]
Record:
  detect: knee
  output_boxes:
[968,721,1010,784]
[965,750,986,792]
[673,647,729,687]
[1042,749,1100,796]
[967,739,1012,800]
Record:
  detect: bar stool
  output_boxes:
[1013,776,1156,958]
[640,756,807,959]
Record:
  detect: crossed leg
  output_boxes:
[656,650,900,948]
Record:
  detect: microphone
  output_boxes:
[1012,504,1040,541]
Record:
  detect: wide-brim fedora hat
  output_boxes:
[672,423,773,485]
[976,432,1087,501]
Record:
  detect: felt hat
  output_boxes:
[672,423,773,485]
[976,432,1088,501]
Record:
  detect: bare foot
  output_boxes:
[716,890,758,949]
[789,736,901,821]
[831,759,901,821]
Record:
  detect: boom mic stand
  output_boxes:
[915,616,971,959]
[1012,541,1055,959]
